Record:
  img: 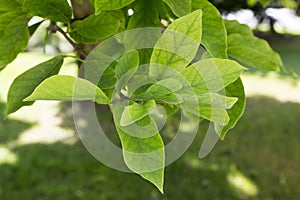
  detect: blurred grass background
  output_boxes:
[0,36,300,200]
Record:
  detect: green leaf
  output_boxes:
[192,0,227,58]
[69,30,98,44]
[224,20,254,36]
[201,51,212,59]
[182,93,235,125]
[197,93,237,125]
[71,12,120,39]
[120,100,155,126]
[126,74,155,97]
[162,0,191,17]
[163,104,179,115]
[224,20,283,71]
[95,0,135,14]
[23,0,72,23]
[98,66,117,89]
[227,34,283,71]
[0,11,24,32]
[6,56,64,115]
[145,79,182,96]
[198,93,238,109]
[131,78,184,104]
[115,50,139,93]
[199,107,229,125]
[137,49,153,66]
[69,21,98,44]
[113,101,165,193]
[0,0,21,11]
[0,0,28,68]
[115,50,139,79]
[150,10,202,79]
[14,0,24,4]
[109,10,127,32]
[215,78,246,139]
[181,58,246,96]
[128,0,161,28]
[25,75,108,104]
[134,92,183,105]
[84,54,117,85]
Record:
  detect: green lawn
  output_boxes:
[0,37,300,199]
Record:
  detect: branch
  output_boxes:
[49,22,88,58]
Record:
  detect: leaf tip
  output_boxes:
[140,169,165,194]
[149,175,164,194]
[158,187,164,194]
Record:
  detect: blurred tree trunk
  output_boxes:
[70,0,93,19]
[70,0,96,61]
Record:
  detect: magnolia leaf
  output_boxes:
[128,0,161,28]
[6,56,64,115]
[133,93,183,105]
[181,58,246,96]
[192,0,227,58]
[163,104,180,115]
[0,0,21,11]
[224,20,254,36]
[98,66,116,89]
[155,93,183,104]
[109,10,126,32]
[115,50,139,79]
[145,79,182,96]
[200,107,229,125]
[227,34,283,71]
[0,11,25,32]
[224,20,283,71]
[120,100,155,126]
[131,78,184,104]
[113,101,165,193]
[72,13,120,39]
[126,74,156,97]
[115,50,139,93]
[83,55,116,85]
[23,0,72,23]
[150,10,202,79]
[69,21,98,44]
[163,0,191,17]
[0,15,29,70]
[215,78,246,139]
[25,75,108,104]
[198,93,238,109]
[182,94,233,125]
[69,32,98,44]
[201,51,212,59]
[95,0,135,14]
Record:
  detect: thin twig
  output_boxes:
[49,22,88,58]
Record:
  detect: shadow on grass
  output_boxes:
[0,96,299,199]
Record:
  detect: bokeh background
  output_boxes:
[1,1,300,199]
